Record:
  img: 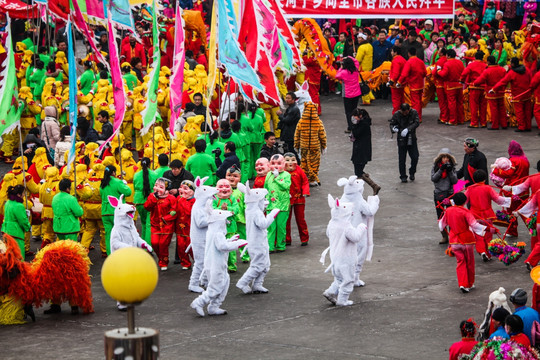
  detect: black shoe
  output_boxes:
[460,286,470,293]
[515,129,526,132]
[71,306,79,315]
[401,178,408,183]
[24,305,36,322]
[467,125,479,128]
[301,242,308,246]
[227,269,236,274]
[44,304,61,314]
[276,249,286,253]
[285,243,292,246]
[242,260,249,263]
[480,125,487,128]
[409,174,415,181]
[344,129,351,134]
[527,262,533,272]
[488,127,499,130]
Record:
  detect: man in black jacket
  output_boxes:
[163,159,195,196]
[215,141,240,179]
[456,138,488,187]
[389,103,420,183]
[401,28,424,61]
[97,111,113,141]
[277,92,301,161]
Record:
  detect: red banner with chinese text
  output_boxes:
[278,0,454,19]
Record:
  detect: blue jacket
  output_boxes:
[371,40,392,68]
[489,326,509,340]
[514,306,540,342]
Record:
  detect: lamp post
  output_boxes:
[101,247,159,359]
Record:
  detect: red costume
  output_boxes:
[448,338,477,360]
[397,56,426,121]
[175,196,195,268]
[474,65,508,129]
[438,58,465,125]
[303,55,322,115]
[492,66,533,131]
[253,176,266,189]
[285,166,310,245]
[389,54,407,114]
[465,182,510,257]
[143,193,177,268]
[439,205,485,289]
[510,333,531,348]
[461,60,487,127]
[529,69,540,129]
[121,42,147,68]
[519,191,540,267]
[433,55,449,123]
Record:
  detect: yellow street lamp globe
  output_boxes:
[101,247,158,304]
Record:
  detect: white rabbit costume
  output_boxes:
[236,182,279,294]
[337,176,379,287]
[109,195,153,253]
[190,201,248,316]
[321,195,367,306]
[188,176,218,293]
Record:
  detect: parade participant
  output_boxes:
[388,46,406,114]
[265,154,291,253]
[529,60,540,132]
[509,288,540,343]
[38,167,59,248]
[133,158,155,245]
[190,206,248,317]
[335,57,361,132]
[302,51,322,114]
[277,92,301,159]
[457,138,488,187]
[51,179,83,241]
[78,61,96,96]
[492,38,508,66]
[436,49,465,126]
[431,148,458,244]
[448,319,478,360]
[236,181,279,294]
[144,177,177,271]
[489,308,510,339]
[505,315,531,348]
[1,185,31,259]
[491,57,533,132]
[100,165,132,255]
[79,163,107,255]
[466,170,511,261]
[461,51,487,128]
[293,102,327,186]
[175,180,196,270]
[120,34,146,68]
[438,192,487,293]
[389,103,420,183]
[355,32,374,105]
[396,47,426,121]
[322,195,367,306]
[253,158,270,189]
[227,166,249,264]
[284,153,309,246]
[516,187,540,269]
[242,103,266,178]
[473,56,507,130]
[186,139,217,186]
[432,47,449,124]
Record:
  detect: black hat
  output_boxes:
[510,288,527,305]
[492,307,510,322]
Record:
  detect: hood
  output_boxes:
[433,148,457,166]
[512,65,526,75]
[44,106,57,118]
[220,129,232,140]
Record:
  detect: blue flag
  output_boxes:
[66,21,78,173]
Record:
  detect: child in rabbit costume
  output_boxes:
[337,176,379,287]
[188,176,218,293]
[108,194,153,311]
[236,181,280,294]
[190,201,248,316]
[321,195,367,306]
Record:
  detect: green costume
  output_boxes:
[231,126,250,182]
[265,171,291,251]
[39,54,51,69]
[240,108,266,179]
[491,48,508,67]
[213,195,240,271]
[123,72,138,91]
[101,177,132,254]
[133,169,157,245]
[185,152,217,186]
[232,188,249,264]
[203,138,225,162]
[153,166,170,180]
[52,191,84,240]
[79,69,96,96]
[1,200,31,259]
[28,68,45,98]
[21,38,35,53]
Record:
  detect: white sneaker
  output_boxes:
[460,286,470,293]
[160,266,168,271]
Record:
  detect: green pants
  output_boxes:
[249,143,262,179]
[136,205,151,245]
[227,223,249,271]
[268,211,289,251]
[103,215,114,255]
[56,233,78,241]
[14,236,25,260]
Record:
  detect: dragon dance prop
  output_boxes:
[292,18,336,79]
[0,235,93,325]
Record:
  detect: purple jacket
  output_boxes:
[335,57,362,98]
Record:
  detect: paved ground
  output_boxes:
[3,96,540,360]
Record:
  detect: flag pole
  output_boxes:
[152,124,155,169]
[117,133,124,179]
[17,126,29,211]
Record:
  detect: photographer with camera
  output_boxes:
[215,141,240,180]
[389,103,420,183]
[431,148,458,244]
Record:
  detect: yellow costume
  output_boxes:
[78,163,106,253]
[38,167,60,248]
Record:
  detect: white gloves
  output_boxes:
[401,128,408,137]
[392,126,399,133]
[272,169,279,178]
[502,185,512,193]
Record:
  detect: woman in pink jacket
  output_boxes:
[335,57,362,134]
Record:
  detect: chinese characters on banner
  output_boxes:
[277,0,454,19]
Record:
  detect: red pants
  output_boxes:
[469,89,487,127]
[487,98,507,129]
[151,232,173,267]
[451,244,475,288]
[533,283,540,312]
[176,233,192,268]
[286,203,309,244]
[436,87,449,123]
[391,87,405,114]
[525,232,540,267]
[533,102,540,129]
[504,198,523,237]
[446,88,464,125]
[410,90,423,122]
[474,232,493,258]
[514,100,532,130]
[308,83,321,115]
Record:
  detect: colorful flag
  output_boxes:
[66,20,78,174]
[267,0,303,70]
[140,0,161,135]
[85,0,105,22]
[99,13,127,152]
[0,15,22,138]
[105,0,135,29]
[169,3,185,138]
[205,0,218,124]
[71,0,107,65]
[217,0,263,92]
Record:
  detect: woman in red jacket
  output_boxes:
[449,319,478,360]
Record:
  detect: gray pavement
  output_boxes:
[2,96,540,360]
